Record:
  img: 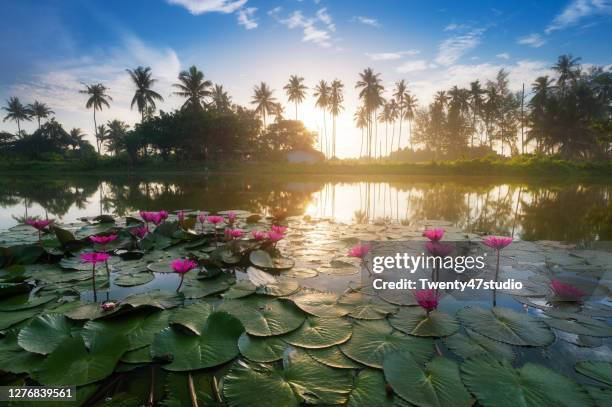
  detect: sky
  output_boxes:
[1,0,611,158]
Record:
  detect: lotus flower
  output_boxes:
[25,218,53,243]
[348,244,370,259]
[551,280,586,301]
[415,289,439,313]
[425,241,454,257]
[482,236,513,250]
[152,211,168,226]
[171,258,197,292]
[271,225,288,235]
[101,301,117,312]
[252,230,266,241]
[140,211,154,223]
[207,215,224,225]
[131,225,148,239]
[227,211,237,223]
[267,231,284,244]
[226,229,244,239]
[198,212,207,224]
[90,234,118,245]
[80,252,110,302]
[423,228,445,242]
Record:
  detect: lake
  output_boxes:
[0,173,610,242]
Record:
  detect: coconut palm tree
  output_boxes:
[27,101,54,129]
[469,80,485,147]
[68,128,86,150]
[354,106,368,158]
[126,66,164,122]
[173,65,212,109]
[105,120,130,156]
[379,101,398,157]
[393,80,408,153]
[283,75,308,120]
[553,54,581,89]
[2,97,31,135]
[96,124,108,153]
[313,80,331,157]
[80,83,112,154]
[402,93,417,150]
[251,82,277,128]
[356,68,384,158]
[387,99,399,155]
[211,84,232,112]
[328,79,344,158]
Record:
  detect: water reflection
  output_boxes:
[0,175,610,242]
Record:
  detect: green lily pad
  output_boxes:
[390,307,460,337]
[543,311,612,337]
[0,307,42,330]
[0,293,56,311]
[585,386,612,407]
[17,313,77,354]
[162,372,217,407]
[218,295,305,336]
[121,346,153,364]
[123,290,183,309]
[147,260,179,273]
[347,369,409,407]
[169,302,213,335]
[292,292,351,318]
[282,316,352,348]
[575,361,612,386]
[257,280,300,297]
[151,311,243,371]
[182,273,235,299]
[340,319,434,369]
[306,346,361,369]
[0,332,45,374]
[223,280,257,299]
[249,250,295,270]
[114,272,154,287]
[384,352,473,407]
[444,329,515,361]
[238,332,287,362]
[457,306,554,346]
[461,357,593,407]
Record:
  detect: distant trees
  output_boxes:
[251,82,277,128]
[2,97,31,134]
[126,66,164,122]
[80,83,112,153]
[284,75,308,120]
[27,101,54,129]
[173,65,212,109]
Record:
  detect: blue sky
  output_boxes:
[1,0,611,157]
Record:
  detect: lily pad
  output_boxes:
[257,280,300,297]
[249,250,295,270]
[575,361,612,386]
[114,272,154,287]
[218,295,305,336]
[223,280,257,299]
[238,332,287,362]
[17,313,77,354]
[347,369,409,407]
[543,311,612,337]
[0,293,56,311]
[384,352,473,407]
[306,346,361,369]
[457,306,554,346]
[292,292,351,318]
[151,311,243,371]
[340,319,434,369]
[390,307,460,337]
[444,329,515,361]
[182,273,235,299]
[121,346,153,364]
[461,356,593,407]
[282,316,352,348]
[123,290,183,309]
[162,372,217,407]
[0,307,42,330]
[169,302,213,335]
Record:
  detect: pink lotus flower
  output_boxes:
[423,228,445,242]
[226,229,244,239]
[227,211,237,223]
[130,225,148,239]
[551,280,586,301]
[197,212,207,224]
[425,241,454,257]
[482,236,513,250]
[140,211,154,223]
[207,215,224,225]
[25,218,53,230]
[348,244,370,259]
[101,301,117,311]
[267,231,284,244]
[271,225,288,235]
[171,258,197,293]
[415,289,439,313]
[252,230,266,241]
[152,211,168,226]
[80,252,110,265]
[90,234,118,245]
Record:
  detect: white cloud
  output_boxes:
[396,60,428,73]
[443,23,469,31]
[166,0,247,14]
[546,0,612,33]
[275,9,334,47]
[352,16,380,28]
[517,33,546,48]
[434,29,484,66]
[496,52,510,60]
[267,6,281,17]
[365,50,420,61]
[237,7,257,29]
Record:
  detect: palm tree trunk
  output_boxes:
[385,121,388,158]
[360,128,364,158]
[390,121,395,157]
[93,108,100,154]
[295,102,298,121]
[398,106,403,153]
[37,117,41,130]
[16,119,21,135]
[323,110,327,159]
[409,118,413,150]
[332,114,336,158]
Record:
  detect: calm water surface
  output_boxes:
[1,173,610,242]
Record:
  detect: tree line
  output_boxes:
[1,54,610,163]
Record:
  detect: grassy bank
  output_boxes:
[1,155,611,180]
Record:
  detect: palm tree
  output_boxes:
[328,79,344,158]
[313,80,331,157]
[126,66,164,122]
[378,102,394,157]
[469,80,485,147]
[211,84,232,112]
[356,68,384,158]
[387,99,399,155]
[2,97,31,135]
[553,54,581,89]
[283,75,308,120]
[173,65,212,109]
[27,101,54,129]
[80,83,112,153]
[251,82,277,128]
[354,106,368,158]
[96,124,108,153]
[68,128,85,150]
[393,80,408,153]
[402,93,417,150]
[105,120,129,156]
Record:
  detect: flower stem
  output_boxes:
[494,250,500,282]
[176,275,184,293]
[92,264,97,302]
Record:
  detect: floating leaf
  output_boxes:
[218,295,305,336]
[121,346,152,364]
[257,280,300,297]
[249,250,295,270]
[457,306,554,346]
[306,346,361,369]
[151,311,243,371]
[292,292,351,318]
[282,316,352,348]
[114,272,154,287]
[347,369,409,407]
[585,386,612,407]
[162,372,216,407]
[444,329,515,361]
[0,293,56,311]
[390,307,459,337]
[0,307,42,330]
[575,361,612,386]
[461,357,593,407]
[169,302,213,335]
[17,313,76,355]
[223,361,298,407]
[182,273,235,299]
[238,332,287,362]
[223,280,257,299]
[384,352,473,407]
[340,319,434,369]
[123,290,183,309]
[543,311,612,337]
